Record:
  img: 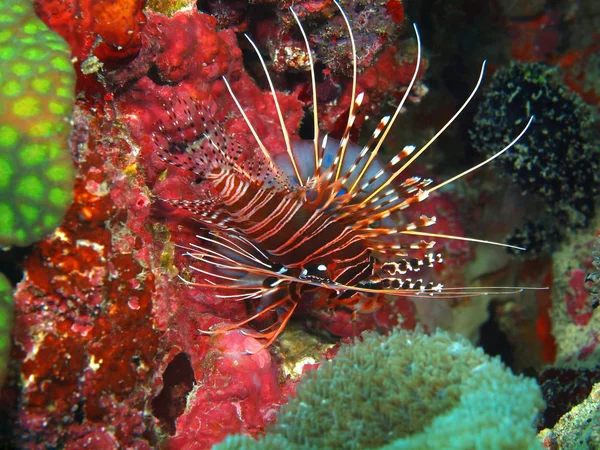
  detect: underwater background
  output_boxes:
[0,0,599,448]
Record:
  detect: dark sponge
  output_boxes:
[470,62,599,257]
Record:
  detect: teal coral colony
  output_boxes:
[217,329,545,450]
[0,2,75,247]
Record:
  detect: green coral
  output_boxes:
[0,2,75,247]
[0,273,12,387]
[216,329,544,450]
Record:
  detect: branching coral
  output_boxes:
[469,62,600,257]
[0,2,75,247]
[216,328,544,450]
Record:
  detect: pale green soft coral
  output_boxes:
[0,2,75,247]
[216,329,544,450]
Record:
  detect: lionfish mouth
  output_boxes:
[153,0,543,352]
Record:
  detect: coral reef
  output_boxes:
[470,61,600,258]
[555,0,600,106]
[0,273,12,387]
[1,0,431,447]
[216,328,544,450]
[147,0,196,17]
[266,0,402,77]
[0,2,75,247]
[539,382,600,450]
[588,235,600,309]
[498,0,547,19]
[33,0,146,86]
[201,0,425,136]
[2,0,598,447]
[537,367,600,430]
[548,213,600,368]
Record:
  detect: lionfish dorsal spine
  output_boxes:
[330,0,359,183]
[243,33,303,187]
[340,115,391,193]
[289,6,320,181]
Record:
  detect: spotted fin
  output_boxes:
[152,97,234,179]
[153,96,294,192]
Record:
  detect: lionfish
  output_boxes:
[153,1,536,351]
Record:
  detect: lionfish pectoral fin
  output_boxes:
[196,284,298,354]
[400,230,527,251]
[161,197,235,228]
[377,253,444,277]
[153,97,233,178]
[240,298,298,354]
[197,293,288,335]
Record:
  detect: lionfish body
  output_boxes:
[154,2,535,350]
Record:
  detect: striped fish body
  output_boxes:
[204,170,386,316]
[154,103,397,315]
[204,137,381,289]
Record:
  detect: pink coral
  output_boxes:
[550,222,600,366]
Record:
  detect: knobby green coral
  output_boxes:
[0,2,75,247]
[216,329,544,450]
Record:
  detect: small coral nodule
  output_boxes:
[216,328,545,450]
[0,2,75,247]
